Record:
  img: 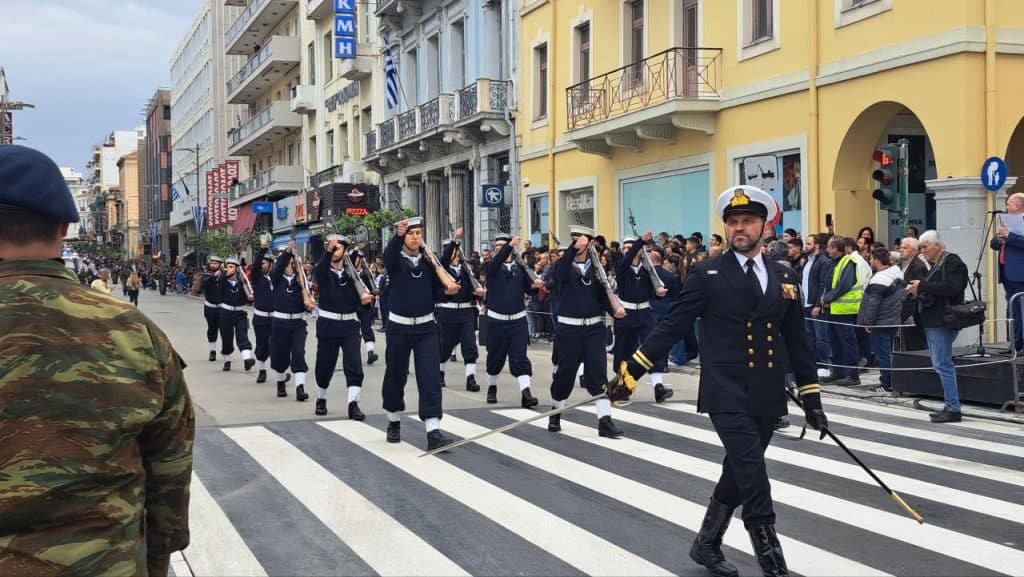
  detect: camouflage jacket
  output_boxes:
[0,259,195,577]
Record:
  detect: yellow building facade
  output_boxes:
[517,0,1024,251]
[117,152,141,260]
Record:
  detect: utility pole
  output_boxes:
[0,68,35,145]
[175,145,204,265]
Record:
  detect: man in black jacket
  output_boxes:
[802,233,832,377]
[898,237,929,351]
[907,230,968,423]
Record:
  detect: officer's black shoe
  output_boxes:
[486,385,498,404]
[256,369,267,384]
[315,399,328,416]
[222,361,231,372]
[426,430,455,452]
[689,497,740,577]
[598,416,624,439]
[367,351,379,365]
[296,385,309,402]
[209,351,217,362]
[654,383,674,403]
[774,417,790,430]
[521,387,539,408]
[466,374,480,392]
[244,358,256,372]
[748,525,789,577]
[548,412,561,432]
[440,372,446,388]
[386,421,401,443]
[348,401,366,421]
[276,381,288,398]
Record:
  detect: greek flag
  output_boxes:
[192,206,207,235]
[383,45,399,111]
[171,186,181,202]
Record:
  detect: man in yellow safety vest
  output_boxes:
[820,236,862,386]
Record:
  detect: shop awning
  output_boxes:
[271,229,312,250]
[232,205,258,235]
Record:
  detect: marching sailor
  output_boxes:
[352,249,379,365]
[269,241,314,401]
[437,226,484,392]
[380,217,460,451]
[612,186,828,577]
[251,238,277,384]
[484,233,545,406]
[312,234,373,418]
[217,257,255,372]
[199,256,223,362]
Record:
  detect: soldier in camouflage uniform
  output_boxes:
[0,144,195,577]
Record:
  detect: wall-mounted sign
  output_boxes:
[334,0,356,60]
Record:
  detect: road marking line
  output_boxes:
[186,473,267,577]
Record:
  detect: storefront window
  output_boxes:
[560,187,595,243]
[620,169,710,240]
[528,194,549,247]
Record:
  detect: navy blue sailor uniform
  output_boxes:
[437,240,480,388]
[200,269,222,354]
[251,248,275,375]
[269,251,310,395]
[312,250,364,413]
[380,233,446,424]
[612,240,657,372]
[484,243,537,398]
[355,263,378,353]
[216,271,253,366]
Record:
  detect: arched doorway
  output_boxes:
[831,101,938,246]
[1004,118,1024,196]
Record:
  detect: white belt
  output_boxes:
[204,301,219,308]
[389,312,435,326]
[558,315,604,327]
[487,309,526,321]
[317,309,358,322]
[253,309,271,318]
[272,312,306,320]
[220,304,247,312]
[437,302,475,310]
[619,300,650,310]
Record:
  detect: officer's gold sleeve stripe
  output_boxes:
[633,350,653,370]
[798,384,821,396]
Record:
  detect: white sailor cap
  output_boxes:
[225,257,240,266]
[569,225,595,239]
[208,255,224,263]
[622,235,639,244]
[557,244,569,251]
[715,185,777,222]
[326,233,350,245]
[494,233,512,243]
[405,216,424,229]
[261,252,275,263]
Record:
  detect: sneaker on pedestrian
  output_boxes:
[930,410,962,423]
[872,385,893,393]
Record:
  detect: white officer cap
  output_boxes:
[715,186,778,222]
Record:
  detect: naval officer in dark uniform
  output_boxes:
[381,217,460,451]
[548,225,626,438]
[216,257,255,372]
[437,226,484,392]
[613,230,672,402]
[484,233,545,406]
[312,234,374,418]
[269,241,314,401]
[613,186,828,577]
[251,239,277,384]
[199,256,224,362]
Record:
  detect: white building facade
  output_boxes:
[62,167,91,239]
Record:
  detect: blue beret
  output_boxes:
[0,145,79,223]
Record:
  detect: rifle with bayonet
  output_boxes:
[627,208,665,292]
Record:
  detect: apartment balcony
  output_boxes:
[305,0,331,20]
[227,36,301,104]
[362,94,455,170]
[375,0,420,17]
[230,164,304,206]
[225,0,246,6]
[565,47,722,157]
[290,84,317,115]
[339,43,374,80]
[225,0,298,56]
[226,101,302,157]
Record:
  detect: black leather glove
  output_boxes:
[803,407,829,440]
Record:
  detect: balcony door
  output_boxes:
[680,0,699,98]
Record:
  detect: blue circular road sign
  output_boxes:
[981,156,1008,191]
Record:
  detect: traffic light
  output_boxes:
[872,144,901,211]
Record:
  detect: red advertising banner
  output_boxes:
[215,163,226,229]
[205,170,216,229]
[225,160,239,224]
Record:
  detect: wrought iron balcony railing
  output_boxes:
[566,47,722,131]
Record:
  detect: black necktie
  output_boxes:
[745,259,763,298]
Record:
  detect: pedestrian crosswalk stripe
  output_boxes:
[318,420,673,577]
[440,415,890,577]
[659,403,1024,487]
[821,397,1024,438]
[222,426,469,576]
[496,408,1024,576]
[583,405,1024,524]
[185,473,267,577]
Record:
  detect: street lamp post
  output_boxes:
[175,146,204,266]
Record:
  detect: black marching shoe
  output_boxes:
[486,385,498,404]
[426,430,455,452]
[930,409,962,423]
[208,351,217,362]
[244,358,256,372]
[386,421,401,443]
[348,401,365,421]
[689,497,740,577]
[276,381,288,398]
[548,412,561,432]
[598,415,624,439]
[440,372,446,388]
[466,374,480,392]
[222,361,231,372]
[315,399,328,416]
[521,387,539,408]
[654,383,674,403]
[256,369,267,383]
[296,385,309,402]
[366,351,378,365]
[748,525,789,577]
